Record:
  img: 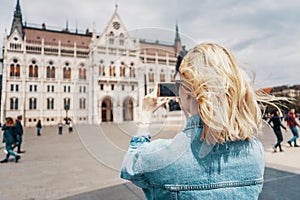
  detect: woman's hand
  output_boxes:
[142,91,170,113]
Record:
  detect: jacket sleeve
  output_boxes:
[280,121,287,130]
[1,124,8,131]
[120,135,151,188]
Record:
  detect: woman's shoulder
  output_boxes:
[137,137,173,155]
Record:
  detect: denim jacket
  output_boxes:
[120,115,265,200]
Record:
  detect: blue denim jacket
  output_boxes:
[120,115,265,200]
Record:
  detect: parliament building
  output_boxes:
[1,1,184,127]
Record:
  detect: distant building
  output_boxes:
[262,85,300,98]
[1,0,183,126]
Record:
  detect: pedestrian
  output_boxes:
[0,117,21,163]
[268,110,287,152]
[36,119,42,136]
[68,120,73,133]
[14,115,25,153]
[120,43,287,199]
[286,108,300,147]
[58,121,63,135]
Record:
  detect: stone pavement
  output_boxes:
[0,117,299,200]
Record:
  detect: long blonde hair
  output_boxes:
[179,43,283,144]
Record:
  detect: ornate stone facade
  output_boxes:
[1,1,183,127]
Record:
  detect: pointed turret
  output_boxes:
[10,0,24,37]
[174,23,182,56]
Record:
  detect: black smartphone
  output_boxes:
[157,83,179,97]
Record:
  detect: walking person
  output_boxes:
[0,117,21,163]
[36,120,42,136]
[286,108,300,147]
[268,110,287,152]
[68,120,73,133]
[15,115,25,153]
[58,121,63,135]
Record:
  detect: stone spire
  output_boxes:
[10,0,24,37]
[174,23,182,56]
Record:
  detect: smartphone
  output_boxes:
[157,82,179,97]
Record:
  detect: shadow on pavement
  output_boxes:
[61,167,300,200]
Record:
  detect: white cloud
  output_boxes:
[1,0,300,88]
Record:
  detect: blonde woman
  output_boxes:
[121,43,281,199]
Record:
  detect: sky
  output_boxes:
[1,0,300,88]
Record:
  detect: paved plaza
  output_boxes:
[0,116,299,200]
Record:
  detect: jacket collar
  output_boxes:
[184,114,203,131]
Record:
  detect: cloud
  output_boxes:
[1,0,300,88]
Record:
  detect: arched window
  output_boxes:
[79,64,86,80]
[63,62,71,79]
[10,64,15,77]
[29,60,38,78]
[130,63,135,77]
[99,60,105,76]
[109,31,114,45]
[10,59,21,77]
[109,65,116,77]
[149,73,154,82]
[120,62,125,77]
[46,61,55,78]
[120,66,124,77]
[119,33,125,46]
[16,64,20,76]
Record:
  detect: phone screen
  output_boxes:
[157,83,179,97]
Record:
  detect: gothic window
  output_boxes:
[10,59,20,77]
[29,60,38,78]
[29,98,37,110]
[79,65,87,80]
[10,98,18,110]
[130,67,135,78]
[149,73,154,82]
[109,31,114,45]
[46,61,55,78]
[99,60,105,76]
[109,65,116,77]
[10,64,15,77]
[63,62,71,79]
[160,74,165,82]
[120,66,125,77]
[120,61,126,77]
[119,33,125,46]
